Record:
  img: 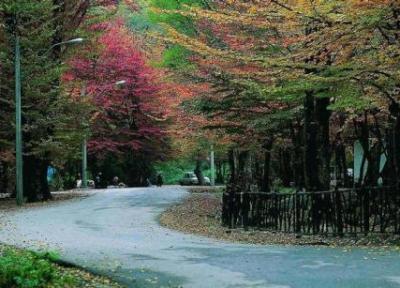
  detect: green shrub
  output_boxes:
[0,248,76,288]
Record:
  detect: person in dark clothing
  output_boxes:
[95,172,103,189]
[156,174,163,187]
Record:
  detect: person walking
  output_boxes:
[156,174,163,187]
[95,172,103,189]
[113,176,119,186]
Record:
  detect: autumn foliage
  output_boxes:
[67,22,167,156]
[150,0,400,190]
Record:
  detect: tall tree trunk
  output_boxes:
[303,92,320,191]
[194,158,205,185]
[262,139,273,192]
[304,94,331,234]
[23,155,51,202]
[279,148,293,187]
[216,160,224,184]
[385,101,400,185]
[335,137,349,187]
[291,123,304,189]
[303,94,331,191]
[0,162,8,194]
[315,97,331,190]
[228,149,238,185]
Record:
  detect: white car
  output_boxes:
[179,172,211,186]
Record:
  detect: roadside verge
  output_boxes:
[160,192,400,248]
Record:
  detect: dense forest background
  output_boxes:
[0,0,399,201]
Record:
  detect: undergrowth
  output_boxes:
[0,247,76,288]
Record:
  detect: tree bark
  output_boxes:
[303,92,320,191]
[216,160,224,184]
[23,155,51,202]
[315,97,331,190]
[194,158,205,185]
[262,139,273,192]
[290,123,304,189]
[335,138,349,187]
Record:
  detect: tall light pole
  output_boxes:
[15,36,23,205]
[14,37,84,205]
[210,144,215,186]
[81,84,88,189]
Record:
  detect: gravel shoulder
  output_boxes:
[0,190,92,237]
[0,190,91,212]
[159,192,400,248]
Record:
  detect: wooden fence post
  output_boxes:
[335,187,344,237]
[363,187,370,235]
[242,192,249,230]
[295,190,301,234]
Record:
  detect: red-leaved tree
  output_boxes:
[65,21,169,184]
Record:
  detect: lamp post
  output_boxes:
[210,144,215,186]
[81,84,88,189]
[14,37,84,205]
[15,36,23,205]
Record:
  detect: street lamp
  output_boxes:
[43,38,85,55]
[15,37,84,205]
[210,144,215,186]
[115,80,127,86]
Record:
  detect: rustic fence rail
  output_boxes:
[222,186,400,236]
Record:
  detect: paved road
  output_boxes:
[1,187,400,288]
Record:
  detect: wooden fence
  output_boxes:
[222,186,400,236]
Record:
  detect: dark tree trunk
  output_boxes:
[228,149,238,185]
[262,139,273,192]
[216,160,224,184]
[239,150,257,192]
[303,94,332,191]
[335,138,349,187]
[227,149,257,192]
[278,148,293,187]
[291,123,304,189]
[304,93,331,234]
[0,162,7,194]
[194,158,205,185]
[386,101,400,185]
[23,155,50,202]
[315,97,331,190]
[304,92,320,191]
[22,135,37,202]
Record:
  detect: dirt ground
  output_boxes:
[0,190,90,211]
[0,190,90,232]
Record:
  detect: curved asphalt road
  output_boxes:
[1,187,400,288]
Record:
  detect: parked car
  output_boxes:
[179,172,211,186]
[203,176,211,185]
[179,172,198,186]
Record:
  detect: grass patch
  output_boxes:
[0,245,124,288]
[0,247,75,288]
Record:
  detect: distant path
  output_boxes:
[1,187,400,288]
